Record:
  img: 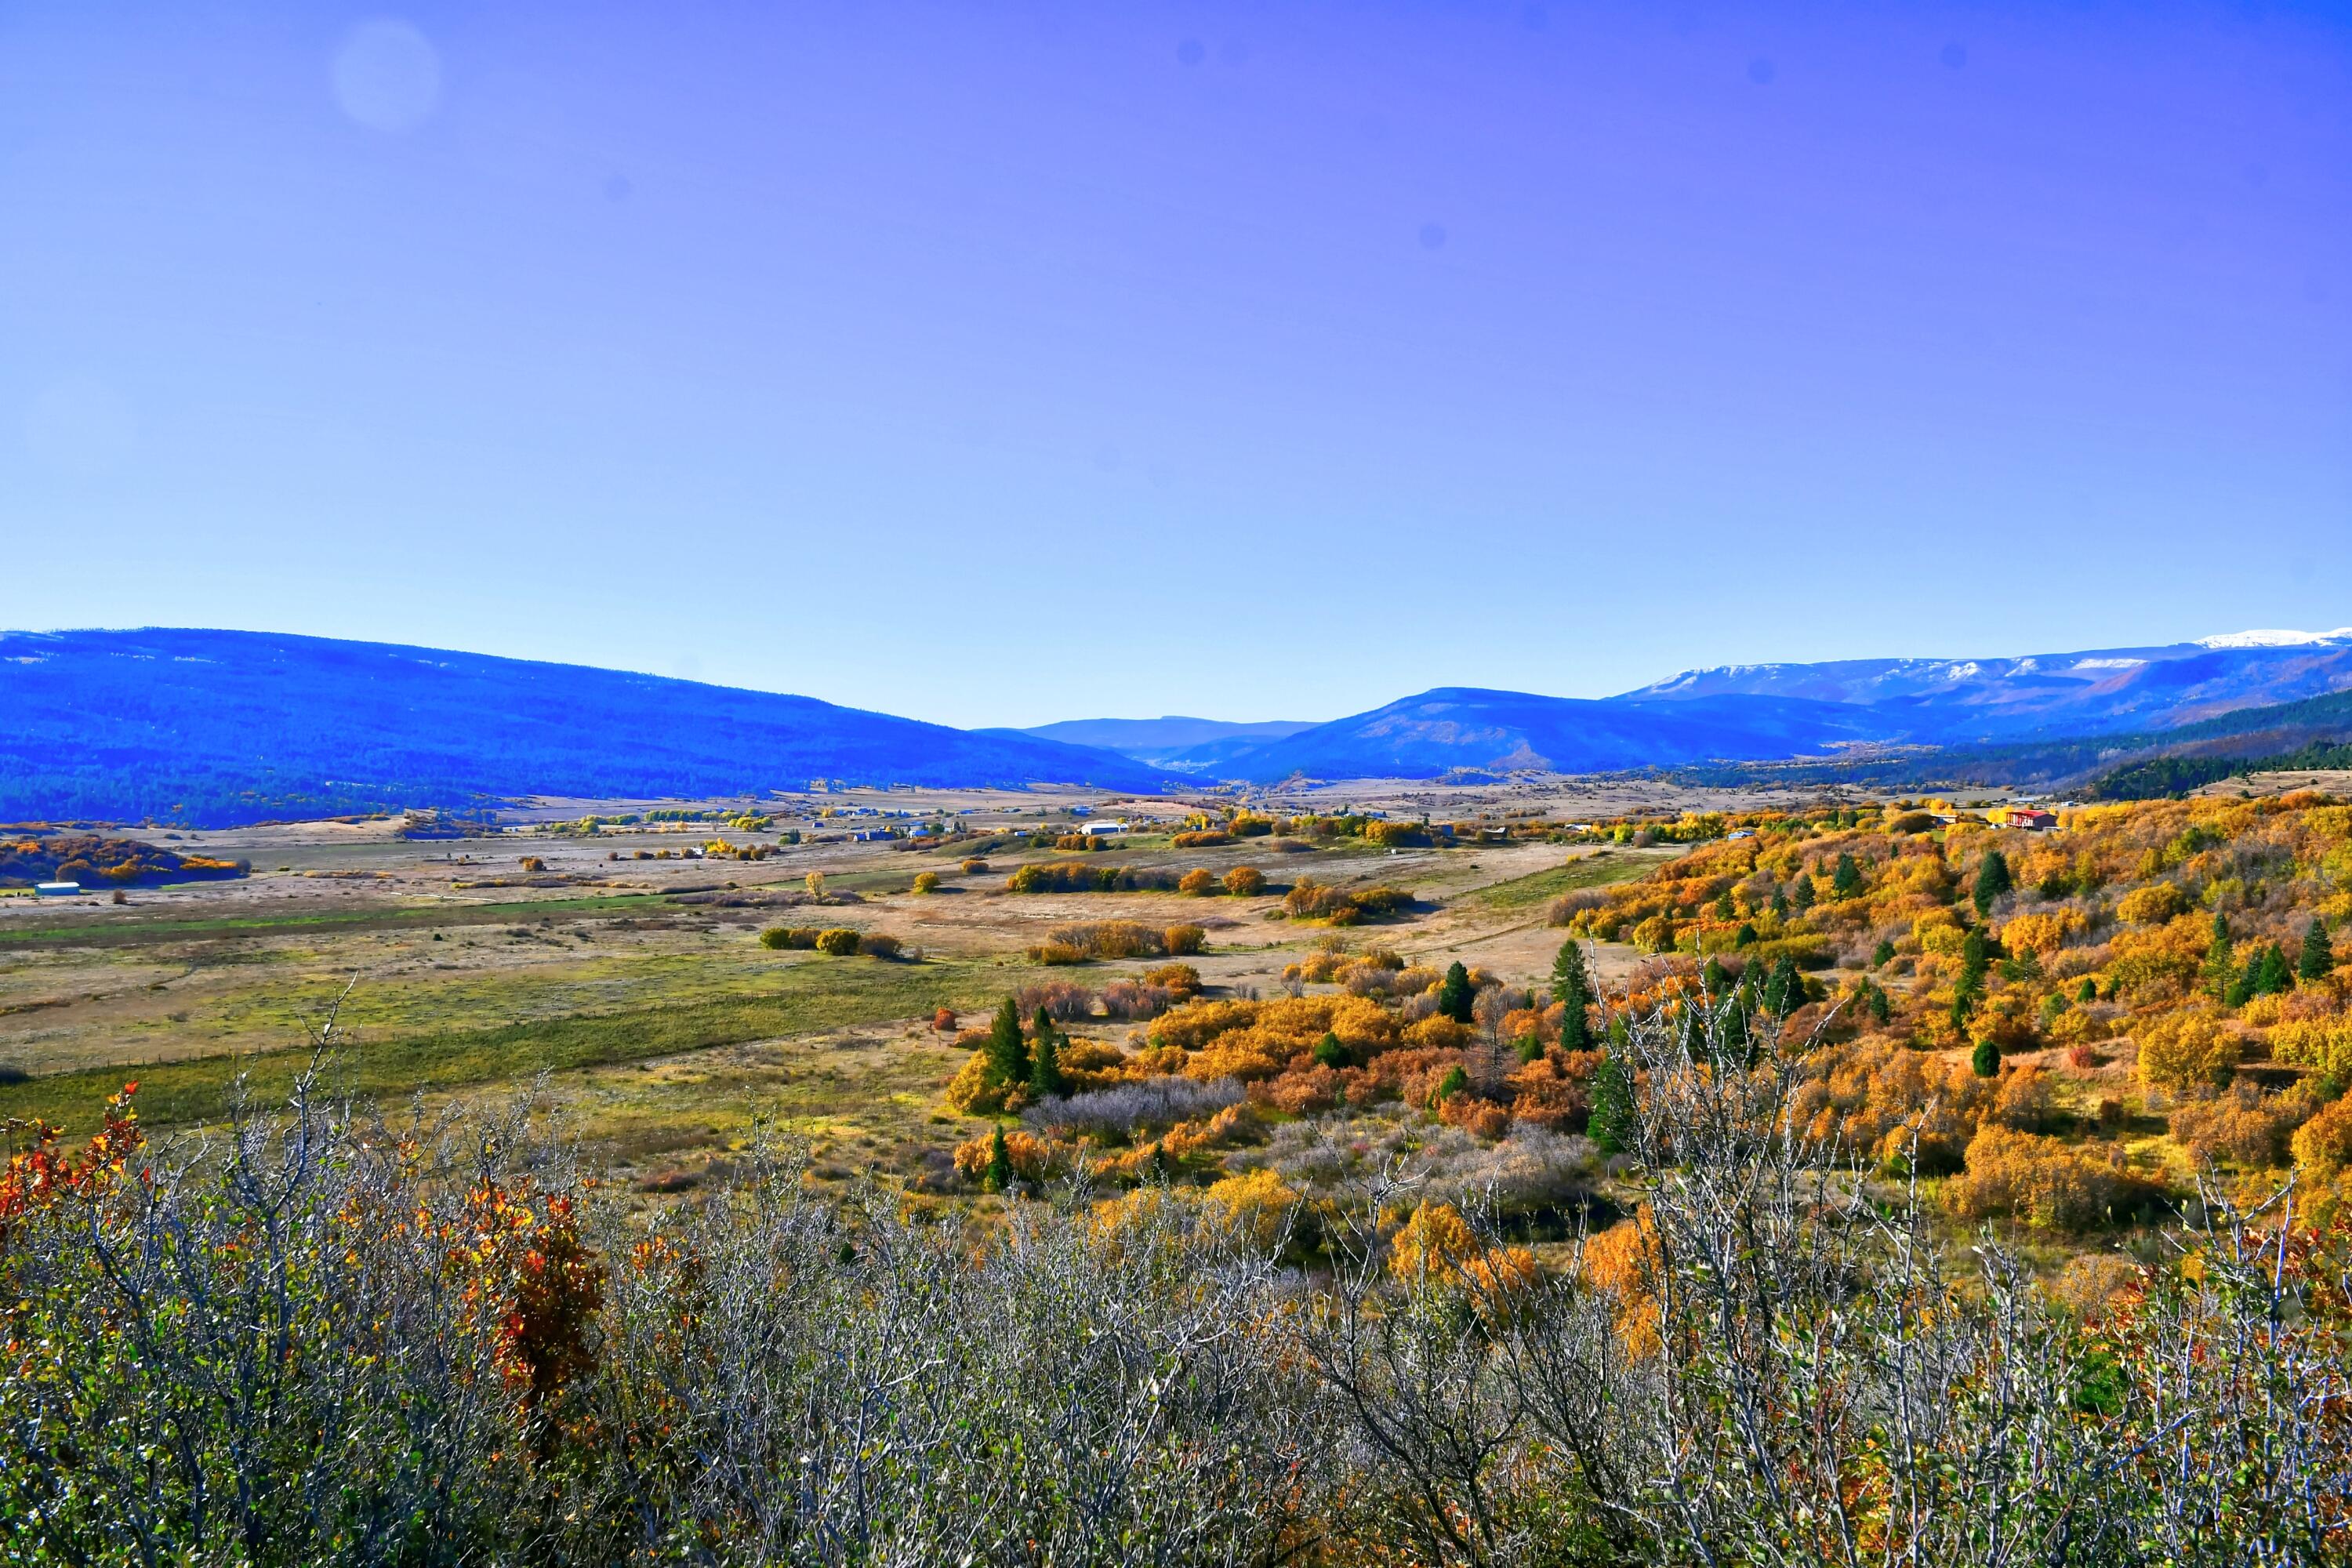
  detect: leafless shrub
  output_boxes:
[1014,978,1098,1022]
[1022,1076,1246,1142]
[1102,980,1179,1020]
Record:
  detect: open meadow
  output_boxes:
[0,785,1686,1192]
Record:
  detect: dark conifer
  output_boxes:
[986,997,1029,1087]
[1973,850,2013,916]
[2302,918,2333,984]
[1438,961,1475,1024]
[1551,941,1595,1050]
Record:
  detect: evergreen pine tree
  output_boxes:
[1312,1031,1348,1069]
[1712,888,1736,920]
[1551,941,1594,1049]
[1971,1037,2000,1078]
[984,1123,1012,1192]
[985,997,1029,1087]
[1832,853,1864,899]
[1791,875,1816,912]
[1701,955,1727,997]
[1587,1050,1635,1155]
[1973,850,2013,916]
[2256,942,2294,997]
[1871,938,1896,968]
[1960,927,1990,991]
[1865,981,1891,1025]
[1438,960,1475,1024]
[1770,889,1790,920]
[2077,978,2098,1005]
[1029,1029,1065,1099]
[2301,918,2333,984]
[1762,955,1802,1017]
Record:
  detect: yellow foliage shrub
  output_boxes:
[2136,1010,2240,1095]
[1388,1201,1539,1298]
[1947,1124,2129,1229]
[1203,1168,1301,1250]
[2272,1016,2352,1087]
[2118,882,2188,926]
[1999,909,2088,957]
[2292,1097,2352,1180]
[945,1053,1022,1116]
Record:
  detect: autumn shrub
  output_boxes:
[815,928,862,956]
[1143,962,1200,993]
[1036,920,1163,960]
[912,871,941,894]
[1014,978,1097,1022]
[2117,882,2189,926]
[759,925,821,950]
[1163,924,1207,956]
[951,1127,1057,1184]
[859,932,905,960]
[2169,1083,2308,1170]
[1947,1123,2133,1229]
[1178,868,1216,896]
[960,858,989,874]
[2271,1015,2352,1091]
[1223,866,1266,897]
[2136,1009,2240,1095]
[1171,831,1234,848]
[2292,1096,2352,1179]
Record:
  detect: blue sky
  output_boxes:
[4,1,2347,727]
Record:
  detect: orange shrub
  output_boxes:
[952,1127,1054,1183]
[1224,866,1266,897]
[1178,869,1216,896]
[2169,1084,2307,1170]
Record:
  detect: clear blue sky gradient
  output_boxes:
[4,1,2347,727]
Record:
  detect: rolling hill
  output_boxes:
[0,629,1174,826]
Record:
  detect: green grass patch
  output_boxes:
[0,895,679,949]
[1,956,996,1133]
[1465,848,1683,912]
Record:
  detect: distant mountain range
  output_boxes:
[0,629,1172,826]
[1035,630,2352,784]
[7,626,2351,825]
[1007,717,1318,770]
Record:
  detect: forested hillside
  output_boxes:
[0,629,1171,825]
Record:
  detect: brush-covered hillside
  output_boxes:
[1551,792,2352,1221]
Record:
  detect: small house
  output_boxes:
[2000,807,2058,830]
[35,881,82,897]
[1080,821,1127,838]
